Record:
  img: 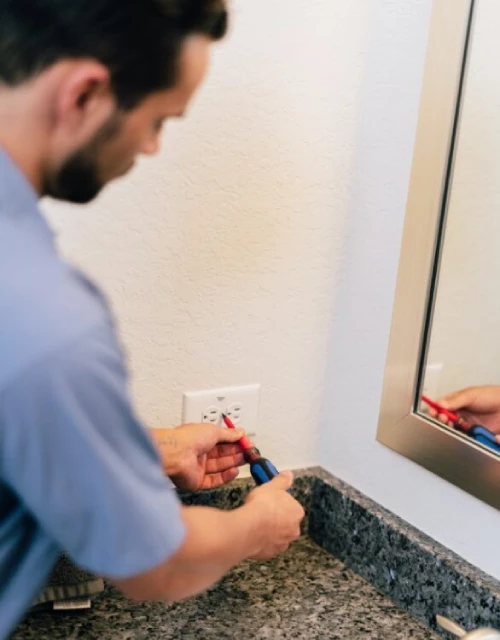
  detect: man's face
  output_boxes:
[45,35,211,204]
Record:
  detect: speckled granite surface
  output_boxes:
[307,468,500,636]
[13,538,437,640]
[180,468,500,636]
[11,467,500,639]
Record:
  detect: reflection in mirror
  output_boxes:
[377,0,500,510]
[418,0,500,455]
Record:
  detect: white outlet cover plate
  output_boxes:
[423,363,443,400]
[182,384,260,438]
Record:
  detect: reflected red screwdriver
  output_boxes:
[421,395,471,430]
[421,394,500,452]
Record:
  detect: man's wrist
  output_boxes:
[239,499,268,558]
[150,428,183,478]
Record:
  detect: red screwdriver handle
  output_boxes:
[222,413,254,451]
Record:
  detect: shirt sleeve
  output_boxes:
[0,322,186,579]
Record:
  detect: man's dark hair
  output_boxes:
[0,0,228,109]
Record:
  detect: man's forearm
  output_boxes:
[112,503,266,602]
[160,504,265,599]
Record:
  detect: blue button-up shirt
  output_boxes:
[0,149,185,638]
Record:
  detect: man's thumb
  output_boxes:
[441,388,476,411]
[216,425,246,443]
[269,470,294,491]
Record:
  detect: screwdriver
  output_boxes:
[221,413,280,486]
[421,395,500,454]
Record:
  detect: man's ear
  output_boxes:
[54,61,115,141]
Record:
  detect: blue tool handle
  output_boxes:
[250,458,280,486]
[470,426,500,453]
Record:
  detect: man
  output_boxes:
[0,1,305,637]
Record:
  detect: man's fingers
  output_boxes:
[425,407,452,426]
[208,443,244,458]
[205,425,247,445]
[201,467,240,490]
[439,387,478,411]
[217,426,246,442]
[206,452,246,473]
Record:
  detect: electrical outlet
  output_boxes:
[422,363,443,400]
[202,406,221,424]
[226,403,242,423]
[182,385,260,438]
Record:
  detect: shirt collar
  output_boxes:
[0,146,56,248]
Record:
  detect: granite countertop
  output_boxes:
[13,537,438,640]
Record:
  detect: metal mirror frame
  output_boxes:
[376,0,500,511]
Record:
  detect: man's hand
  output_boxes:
[150,424,247,492]
[244,471,304,561]
[429,386,500,438]
[113,472,305,604]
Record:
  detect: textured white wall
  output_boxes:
[427,0,500,396]
[43,0,500,579]
[319,0,500,581]
[45,0,373,470]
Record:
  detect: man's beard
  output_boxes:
[45,112,123,204]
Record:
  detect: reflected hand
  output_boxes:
[150,424,247,492]
[428,386,500,438]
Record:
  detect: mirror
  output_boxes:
[377,0,500,510]
[418,0,500,456]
